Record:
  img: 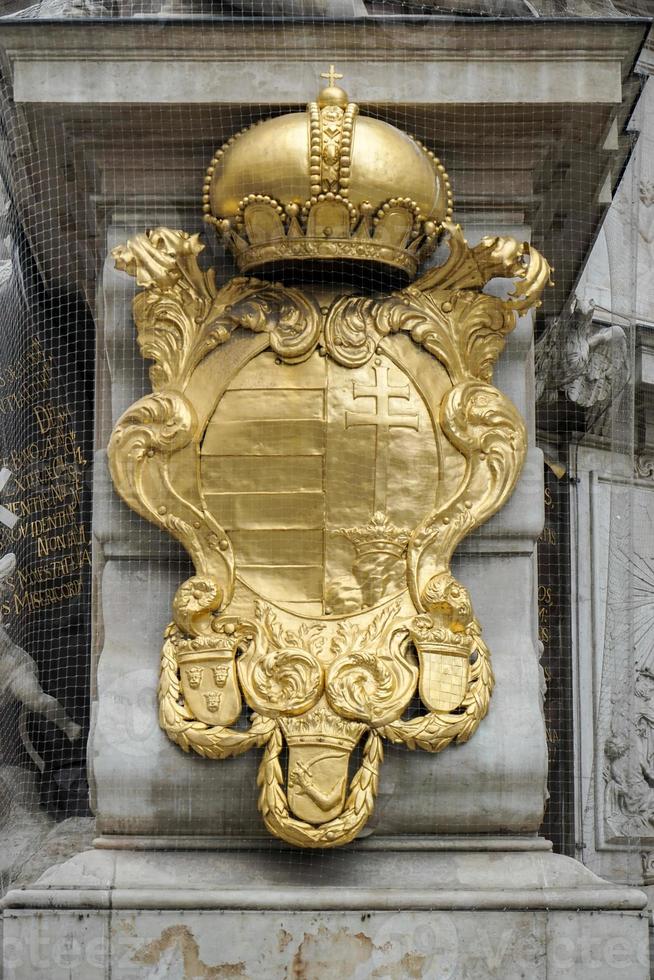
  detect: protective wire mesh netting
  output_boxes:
[0,2,648,898]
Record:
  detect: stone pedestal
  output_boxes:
[3,844,649,979]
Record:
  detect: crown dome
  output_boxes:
[202,73,453,279]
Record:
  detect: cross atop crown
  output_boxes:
[320,64,344,88]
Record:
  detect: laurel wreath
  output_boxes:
[257,726,383,849]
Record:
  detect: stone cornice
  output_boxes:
[0,18,646,309]
[0,18,648,63]
[0,20,647,109]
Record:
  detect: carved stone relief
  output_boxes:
[572,446,654,881]
[0,551,82,887]
[535,297,630,434]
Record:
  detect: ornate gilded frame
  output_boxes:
[108,222,550,847]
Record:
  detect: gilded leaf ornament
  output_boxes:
[108,76,551,848]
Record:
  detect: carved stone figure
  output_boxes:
[603,667,654,838]
[535,296,629,432]
[0,550,82,889]
[3,0,115,16]
[639,180,654,246]
[0,553,81,746]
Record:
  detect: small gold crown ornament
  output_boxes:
[280,705,365,752]
[339,512,411,559]
[202,68,453,278]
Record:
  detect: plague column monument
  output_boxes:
[4,67,651,978]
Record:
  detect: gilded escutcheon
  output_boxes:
[107,75,551,848]
[107,221,550,848]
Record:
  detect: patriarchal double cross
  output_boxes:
[346,362,419,512]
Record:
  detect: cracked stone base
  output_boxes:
[2,845,650,979]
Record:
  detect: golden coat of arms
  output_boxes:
[108,72,550,848]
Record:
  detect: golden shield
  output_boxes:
[108,222,550,848]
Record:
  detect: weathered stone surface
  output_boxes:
[546,910,650,980]
[0,768,52,893]
[1,910,544,980]
[5,0,645,18]
[10,49,625,107]
[9,817,95,890]
[578,78,654,327]
[2,849,649,979]
[4,908,648,979]
[8,906,647,980]
[4,912,108,980]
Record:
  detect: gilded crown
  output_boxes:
[410,614,471,659]
[339,511,411,560]
[202,68,452,279]
[175,632,238,659]
[280,705,364,751]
